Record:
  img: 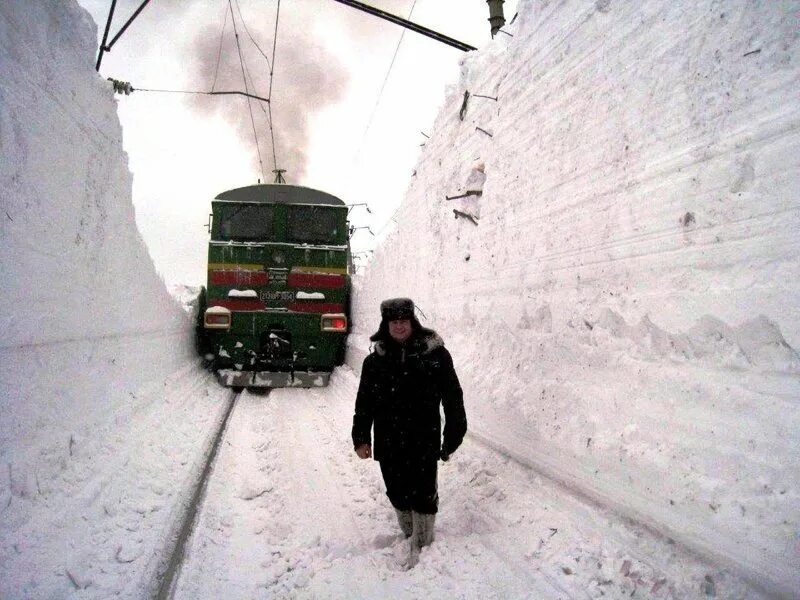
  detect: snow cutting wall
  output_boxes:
[349,0,800,595]
[0,0,190,534]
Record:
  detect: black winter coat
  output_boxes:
[352,328,467,462]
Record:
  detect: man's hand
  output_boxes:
[355,444,372,459]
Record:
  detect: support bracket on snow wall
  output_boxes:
[96,0,154,71]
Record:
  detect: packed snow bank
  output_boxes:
[0,1,184,346]
[349,0,800,596]
[0,1,199,595]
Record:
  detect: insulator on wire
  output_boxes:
[107,78,134,95]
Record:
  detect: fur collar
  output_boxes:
[373,329,444,357]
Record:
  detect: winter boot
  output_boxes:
[412,511,435,548]
[407,511,435,568]
[395,509,413,538]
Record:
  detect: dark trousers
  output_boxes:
[379,456,439,514]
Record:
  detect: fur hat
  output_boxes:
[370,297,429,342]
[380,297,415,321]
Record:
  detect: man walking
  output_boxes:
[352,298,467,564]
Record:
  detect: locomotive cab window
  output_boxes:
[287,205,340,244]
[217,204,275,241]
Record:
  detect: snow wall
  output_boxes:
[348,0,800,596]
[0,0,192,573]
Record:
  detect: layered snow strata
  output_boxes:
[1,2,197,597]
[349,0,800,595]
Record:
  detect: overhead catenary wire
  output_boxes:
[106,2,266,105]
[211,2,230,93]
[231,1,270,119]
[267,0,282,178]
[228,0,266,183]
[242,56,265,112]
[225,0,281,179]
[234,0,272,72]
[239,48,277,177]
[347,0,417,256]
[353,0,418,166]
[231,0,282,179]
[102,0,283,182]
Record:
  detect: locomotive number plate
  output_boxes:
[260,290,294,302]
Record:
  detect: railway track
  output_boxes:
[155,386,378,599]
[156,389,244,600]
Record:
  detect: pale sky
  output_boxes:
[76,0,518,286]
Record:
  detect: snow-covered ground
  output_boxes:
[169,372,762,599]
[1,0,798,598]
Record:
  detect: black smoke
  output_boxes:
[186,0,413,183]
[186,2,345,183]
[96,0,415,183]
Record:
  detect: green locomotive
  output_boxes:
[197,184,351,388]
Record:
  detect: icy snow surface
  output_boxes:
[1,0,799,599]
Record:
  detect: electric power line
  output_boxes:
[239,43,273,150]
[211,2,230,92]
[267,0,282,177]
[233,0,272,72]
[231,0,282,178]
[346,0,417,250]
[228,0,266,182]
[227,0,280,179]
[352,0,418,164]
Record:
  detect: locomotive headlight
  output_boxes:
[204,306,232,330]
[272,251,285,264]
[321,313,347,332]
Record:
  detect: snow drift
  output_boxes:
[349,0,800,596]
[0,2,206,596]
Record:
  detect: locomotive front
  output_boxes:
[197,184,351,388]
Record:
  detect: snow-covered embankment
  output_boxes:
[0,2,222,597]
[349,0,800,596]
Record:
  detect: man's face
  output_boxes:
[388,319,412,343]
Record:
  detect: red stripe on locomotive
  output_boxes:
[210,270,268,286]
[209,298,266,311]
[287,272,345,289]
[288,302,344,314]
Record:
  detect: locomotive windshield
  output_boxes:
[218,204,275,241]
[287,205,341,244]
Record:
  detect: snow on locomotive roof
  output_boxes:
[214,184,346,206]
